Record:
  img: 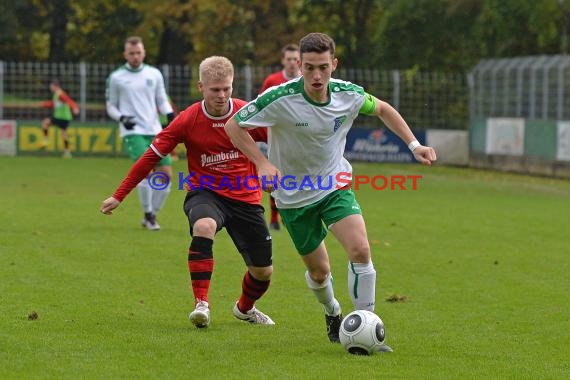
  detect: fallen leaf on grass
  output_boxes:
[385,294,408,303]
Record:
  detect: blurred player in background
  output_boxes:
[226,32,437,352]
[106,36,175,231]
[101,56,275,328]
[259,43,301,231]
[39,79,79,158]
[159,96,184,161]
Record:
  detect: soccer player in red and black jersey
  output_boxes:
[39,79,80,158]
[100,56,274,327]
[259,43,301,231]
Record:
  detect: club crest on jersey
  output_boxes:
[240,103,257,118]
[333,116,347,132]
[146,78,154,87]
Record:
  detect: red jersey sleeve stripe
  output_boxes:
[150,144,166,158]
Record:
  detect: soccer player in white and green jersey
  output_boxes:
[106,36,175,231]
[226,32,437,352]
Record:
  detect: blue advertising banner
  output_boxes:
[344,128,426,163]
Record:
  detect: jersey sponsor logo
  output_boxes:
[333,116,347,132]
[238,104,258,120]
[212,122,225,128]
[295,122,309,127]
[200,150,240,167]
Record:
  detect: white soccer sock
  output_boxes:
[151,183,171,214]
[305,271,341,316]
[136,180,153,213]
[348,261,376,311]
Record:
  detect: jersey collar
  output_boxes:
[125,63,145,72]
[201,100,234,120]
[300,77,332,107]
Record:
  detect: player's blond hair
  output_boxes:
[199,56,234,83]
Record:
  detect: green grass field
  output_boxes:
[1,157,569,379]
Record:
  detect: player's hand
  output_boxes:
[119,115,136,130]
[100,197,121,215]
[258,162,281,193]
[73,108,80,116]
[413,146,437,166]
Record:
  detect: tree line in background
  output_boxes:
[0,0,567,71]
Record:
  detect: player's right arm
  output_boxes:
[101,112,185,215]
[100,149,162,214]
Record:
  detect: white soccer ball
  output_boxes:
[339,310,386,355]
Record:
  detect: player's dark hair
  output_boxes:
[281,43,299,58]
[125,36,143,46]
[299,33,335,57]
[49,78,60,86]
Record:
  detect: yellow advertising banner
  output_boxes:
[17,123,125,156]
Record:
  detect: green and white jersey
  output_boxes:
[235,77,376,209]
[106,64,173,137]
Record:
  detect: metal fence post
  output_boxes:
[0,61,4,120]
[244,64,253,101]
[516,58,532,117]
[474,59,495,117]
[467,72,475,122]
[391,70,400,110]
[502,59,520,116]
[79,62,87,122]
[161,64,170,93]
[557,57,570,121]
[542,55,562,120]
[529,55,548,119]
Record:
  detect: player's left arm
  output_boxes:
[360,93,437,165]
[155,73,175,124]
[40,100,54,109]
[225,118,280,192]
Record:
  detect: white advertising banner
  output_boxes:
[557,121,570,161]
[0,120,17,156]
[485,118,524,156]
[426,130,468,165]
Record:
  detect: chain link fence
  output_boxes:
[0,61,469,130]
[469,54,570,121]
